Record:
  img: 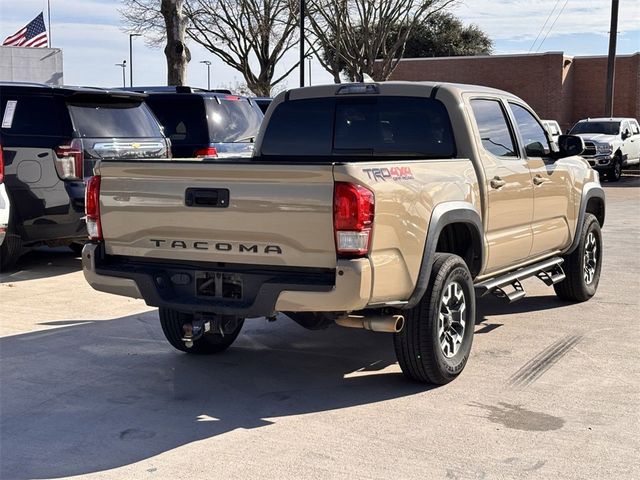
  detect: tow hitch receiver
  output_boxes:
[181,314,243,348]
[182,316,211,348]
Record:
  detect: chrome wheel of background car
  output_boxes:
[583,232,598,285]
[438,281,466,358]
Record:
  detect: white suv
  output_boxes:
[569,117,640,182]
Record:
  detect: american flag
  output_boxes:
[2,13,48,48]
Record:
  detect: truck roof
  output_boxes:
[283,81,524,103]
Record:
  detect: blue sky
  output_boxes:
[1,0,638,90]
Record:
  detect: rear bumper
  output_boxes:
[82,243,372,317]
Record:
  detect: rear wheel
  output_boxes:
[554,213,602,302]
[159,308,243,354]
[394,253,475,384]
[0,217,22,272]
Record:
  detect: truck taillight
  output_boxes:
[194,147,218,158]
[85,175,102,241]
[55,139,83,180]
[333,182,374,257]
[0,144,4,183]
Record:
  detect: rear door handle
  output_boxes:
[533,175,548,186]
[490,176,506,189]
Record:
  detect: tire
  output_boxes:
[69,242,85,256]
[554,213,602,302]
[394,253,476,384]
[607,153,622,182]
[159,308,243,354]
[0,215,22,272]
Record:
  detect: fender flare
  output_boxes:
[563,182,605,255]
[403,201,483,309]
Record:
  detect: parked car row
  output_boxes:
[0,82,271,271]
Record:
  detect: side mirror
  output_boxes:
[622,130,631,140]
[557,135,585,157]
[525,141,547,157]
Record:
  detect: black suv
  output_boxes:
[123,86,263,158]
[0,82,169,270]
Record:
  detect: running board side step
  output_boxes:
[474,257,565,302]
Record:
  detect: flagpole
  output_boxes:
[47,0,52,47]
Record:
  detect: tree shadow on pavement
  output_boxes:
[0,311,428,479]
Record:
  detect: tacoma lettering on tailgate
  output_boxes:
[149,239,283,254]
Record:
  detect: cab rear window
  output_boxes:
[68,101,163,138]
[260,96,456,160]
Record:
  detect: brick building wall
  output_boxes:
[389,52,639,131]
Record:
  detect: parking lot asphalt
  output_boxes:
[1,175,639,480]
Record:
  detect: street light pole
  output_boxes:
[299,0,305,87]
[200,61,212,90]
[129,33,141,88]
[115,60,127,88]
[604,0,619,117]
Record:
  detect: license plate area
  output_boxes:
[196,272,243,300]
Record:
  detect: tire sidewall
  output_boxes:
[610,155,622,181]
[577,217,602,297]
[428,261,476,378]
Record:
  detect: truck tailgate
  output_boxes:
[96,161,337,268]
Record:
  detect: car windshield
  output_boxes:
[68,101,163,138]
[570,121,620,135]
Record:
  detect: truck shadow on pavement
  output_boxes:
[0,247,81,284]
[0,311,427,479]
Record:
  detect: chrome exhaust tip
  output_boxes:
[335,314,404,333]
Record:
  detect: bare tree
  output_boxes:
[184,0,299,96]
[121,0,191,85]
[121,0,299,96]
[307,0,456,82]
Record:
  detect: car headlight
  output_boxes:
[595,142,613,155]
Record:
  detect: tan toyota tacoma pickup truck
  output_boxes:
[83,82,605,385]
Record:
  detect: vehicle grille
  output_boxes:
[583,141,597,156]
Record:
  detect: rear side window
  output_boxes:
[261,96,455,159]
[470,99,517,157]
[509,103,550,157]
[631,121,640,135]
[206,96,263,143]
[68,101,163,138]
[145,96,208,145]
[0,95,70,137]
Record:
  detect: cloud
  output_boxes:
[454,0,640,41]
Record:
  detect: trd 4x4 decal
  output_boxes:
[362,166,414,182]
